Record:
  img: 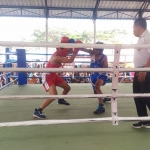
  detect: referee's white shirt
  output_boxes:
[134,30,150,68]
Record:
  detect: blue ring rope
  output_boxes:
[0,78,18,90]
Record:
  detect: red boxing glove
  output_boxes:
[61,36,70,43]
[75,40,83,44]
[73,48,79,54]
[74,40,83,53]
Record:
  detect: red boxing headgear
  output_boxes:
[57,48,68,57]
[61,36,70,43]
[57,36,70,57]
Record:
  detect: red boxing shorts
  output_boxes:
[42,73,64,92]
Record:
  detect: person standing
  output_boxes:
[133,18,150,128]
[80,42,110,114]
[33,37,81,119]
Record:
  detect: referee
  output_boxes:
[133,18,150,128]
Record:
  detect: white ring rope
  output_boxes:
[0,117,150,127]
[0,41,150,49]
[0,68,150,72]
[1,93,150,100]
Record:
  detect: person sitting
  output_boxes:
[80,72,89,83]
[29,73,39,84]
[71,65,81,83]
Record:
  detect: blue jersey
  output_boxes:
[90,54,107,89]
[90,54,105,68]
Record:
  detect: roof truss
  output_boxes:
[0,0,149,20]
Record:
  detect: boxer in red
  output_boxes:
[33,37,82,119]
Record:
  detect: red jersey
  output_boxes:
[46,52,62,68]
[42,52,64,91]
[45,52,62,75]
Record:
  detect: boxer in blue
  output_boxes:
[81,42,110,114]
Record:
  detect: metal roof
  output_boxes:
[0,0,149,20]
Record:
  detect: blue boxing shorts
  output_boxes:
[90,73,107,90]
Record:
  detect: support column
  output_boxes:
[46,18,48,61]
[93,19,96,43]
[17,49,27,85]
[4,48,11,84]
[125,55,127,78]
[138,10,142,18]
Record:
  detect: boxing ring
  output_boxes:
[0,42,150,127]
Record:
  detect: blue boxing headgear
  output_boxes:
[94,41,104,55]
[69,39,75,43]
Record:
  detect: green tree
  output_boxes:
[32,28,94,43]
[96,29,127,44]
[32,27,71,42]
[32,28,127,44]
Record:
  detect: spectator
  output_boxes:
[29,73,39,84]
[71,65,81,83]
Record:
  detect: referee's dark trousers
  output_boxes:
[133,72,150,117]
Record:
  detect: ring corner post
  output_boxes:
[16,49,27,85]
[111,44,121,125]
